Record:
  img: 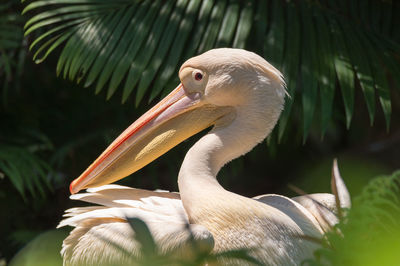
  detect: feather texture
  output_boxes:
[58,185,214,265]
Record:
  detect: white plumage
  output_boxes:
[59,49,350,265]
[59,185,214,265]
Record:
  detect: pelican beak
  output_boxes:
[70,84,231,194]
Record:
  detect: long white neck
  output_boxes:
[178,87,284,220]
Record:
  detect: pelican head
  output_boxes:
[70,48,286,194]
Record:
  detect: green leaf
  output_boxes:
[314,11,336,136]
[232,0,254,49]
[341,24,376,125]
[121,0,175,102]
[56,19,97,78]
[264,0,284,68]
[252,0,268,54]
[108,0,161,101]
[24,11,103,36]
[82,9,127,88]
[362,34,396,129]
[66,19,105,80]
[24,4,113,30]
[300,3,318,142]
[33,31,75,63]
[0,160,25,198]
[181,0,214,60]
[135,0,189,106]
[127,217,157,256]
[29,19,85,51]
[278,3,299,142]
[22,0,121,14]
[330,17,355,129]
[367,50,392,129]
[149,0,202,102]
[0,144,51,199]
[215,0,239,47]
[85,6,138,91]
[96,1,151,96]
[197,0,227,53]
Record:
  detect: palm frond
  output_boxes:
[0,144,52,199]
[0,0,25,102]
[299,2,319,142]
[23,0,400,140]
[0,126,54,199]
[305,170,400,265]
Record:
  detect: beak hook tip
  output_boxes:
[69,180,78,195]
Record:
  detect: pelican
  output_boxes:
[58,48,350,265]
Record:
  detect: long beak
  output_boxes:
[70,84,231,194]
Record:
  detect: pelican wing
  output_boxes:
[292,160,351,231]
[267,160,351,232]
[292,193,339,232]
[58,185,214,266]
[253,194,325,234]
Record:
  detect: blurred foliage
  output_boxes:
[305,170,400,266]
[291,156,389,197]
[9,229,68,266]
[0,0,399,265]
[0,0,25,98]
[0,0,51,199]
[0,132,52,199]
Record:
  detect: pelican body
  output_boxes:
[59,49,349,265]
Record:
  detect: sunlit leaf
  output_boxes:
[300,3,318,142]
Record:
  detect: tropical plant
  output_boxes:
[305,170,400,266]
[21,0,400,142]
[0,138,52,199]
[0,0,53,199]
[0,0,25,101]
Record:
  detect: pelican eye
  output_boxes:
[194,72,203,81]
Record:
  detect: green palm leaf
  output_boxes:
[314,10,335,137]
[307,170,400,265]
[1,0,25,99]
[149,0,202,102]
[0,144,52,199]
[300,2,318,142]
[23,0,400,139]
[277,2,300,141]
[135,0,189,106]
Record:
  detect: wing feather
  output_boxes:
[59,185,213,266]
[292,193,339,231]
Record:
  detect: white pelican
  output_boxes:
[58,48,350,265]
